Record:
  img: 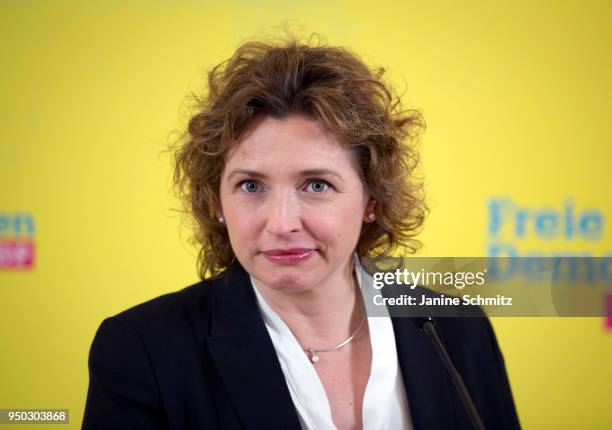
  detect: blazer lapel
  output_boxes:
[205,261,302,430]
[204,261,458,429]
[390,313,458,429]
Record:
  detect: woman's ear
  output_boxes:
[213,192,226,224]
[363,198,377,223]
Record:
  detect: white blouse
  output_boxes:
[250,254,412,430]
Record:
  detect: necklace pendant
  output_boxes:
[309,349,320,364]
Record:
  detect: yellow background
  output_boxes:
[1,1,611,428]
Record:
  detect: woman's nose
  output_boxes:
[264,189,302,237]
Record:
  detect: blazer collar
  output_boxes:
[205,260,302,430]
[204,260,458,430]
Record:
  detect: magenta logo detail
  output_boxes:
[606,294,612,331]
[0,241,34,269]
[0,213,35,271]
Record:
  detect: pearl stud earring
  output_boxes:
[368,213,375,221]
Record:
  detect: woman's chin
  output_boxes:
[255,271,316,294]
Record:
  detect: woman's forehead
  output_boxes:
[234,115,341,150]
[223,115,358,174]
[222,154,360,184]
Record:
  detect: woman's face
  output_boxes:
[219,114,375,293]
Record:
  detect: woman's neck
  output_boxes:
[252,256,364,348]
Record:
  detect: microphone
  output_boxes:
[414,317,486,430]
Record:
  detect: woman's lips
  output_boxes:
[262,248,316,264]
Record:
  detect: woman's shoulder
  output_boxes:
[113,280,206,323]
[95,262,249,342]
[95,272,230,344]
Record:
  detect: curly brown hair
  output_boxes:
[173,33,427,279]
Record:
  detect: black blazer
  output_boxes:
[82,260,521,429]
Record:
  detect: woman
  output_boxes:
[82,35,520,429]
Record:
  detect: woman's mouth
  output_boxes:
[262,248,316,265]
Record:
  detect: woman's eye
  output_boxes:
[239,180,261,193]
[306,179,330,193]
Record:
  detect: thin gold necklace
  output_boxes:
[301,312,367,364]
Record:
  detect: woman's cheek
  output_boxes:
[314,217,343,243]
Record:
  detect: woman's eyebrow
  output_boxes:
[226,168,343,181]
[226,169,267,181]
[299,168,343,180]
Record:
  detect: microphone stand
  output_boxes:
[418,317,486,430]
